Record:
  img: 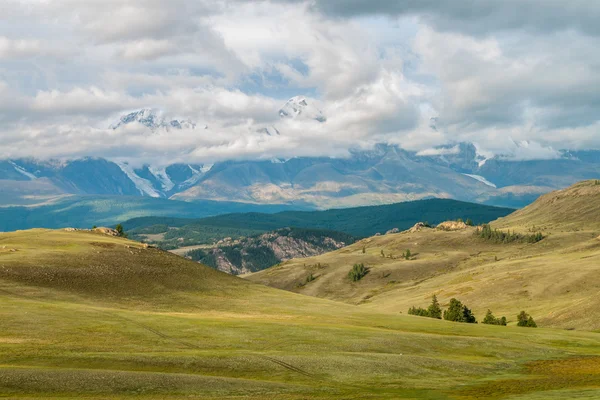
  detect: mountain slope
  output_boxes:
[245,181,600,330]
[2,229,600,398]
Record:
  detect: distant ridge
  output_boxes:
[130,198,515,239]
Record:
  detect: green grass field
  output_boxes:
[1,229,600,398]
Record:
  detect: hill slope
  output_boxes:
[2,229,600,398]
[246,182,600,331]
[493,179,600,232]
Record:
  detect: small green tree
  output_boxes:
[362,246,366,254]
[405,249,411,260]
[348,263,369,282]
[482,310,506,326]
[482,310,497,325]
[517,311,529,326]
[462,305,477,323]
[443,298,477,323]
[443,298,464,322]
[408,306,429,317]
[380,249,385,257]
[517,311,537,327]
[115,223,127,238]
[92,225,97,229]
[465,218,474,226]
[427,295,442,319]
[306,273,316,283]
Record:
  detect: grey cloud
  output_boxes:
[290,0,600,37]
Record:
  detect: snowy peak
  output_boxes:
[111,109,197,131]
[279,96,326,123]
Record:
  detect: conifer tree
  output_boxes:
[427,295,442,319]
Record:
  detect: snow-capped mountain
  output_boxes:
[110,109,197,131]
[3,98,600,210]
[0,158,213,199]
[279,96,327,123]
[3,145,600,209]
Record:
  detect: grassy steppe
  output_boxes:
[1,229,600,398]
[246,181,600,331]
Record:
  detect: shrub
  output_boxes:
[404,249,412,260]
[348,263,369,282]
[465,218,474,226]
[443,298,477,323]
[306,273,316,283]
[362,246,366,254]
[517,311,537,328]
[482,310,507,326]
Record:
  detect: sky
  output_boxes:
[0,0,598,165]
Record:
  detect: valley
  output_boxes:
[246,180,600,331]
[123,199,512,275]
[5,2,599,398]
[1,227,600,399]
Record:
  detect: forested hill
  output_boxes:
[123,198,514,251]
[190,199,514,238]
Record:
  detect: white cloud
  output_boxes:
[416,146,460,157]
[0,0,598,164]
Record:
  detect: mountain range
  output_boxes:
[3,98,600,209]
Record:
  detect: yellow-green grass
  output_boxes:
[1,229,600,399]
[246,224,600,330]
[492,180,600,233]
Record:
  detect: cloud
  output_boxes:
[0,0,598,165]
[502,140,562,161]
[297,0,600,37]
[416,146,460,157]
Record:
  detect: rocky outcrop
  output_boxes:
[185,227,356,275]
[404,222,433,233]
[436,221,469,231]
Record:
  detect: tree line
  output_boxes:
[475,224,544,244]
[409,296,537,327]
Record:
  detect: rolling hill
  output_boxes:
[492,179,600,232]
[245,180,600,331]
[2,228,600,398]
